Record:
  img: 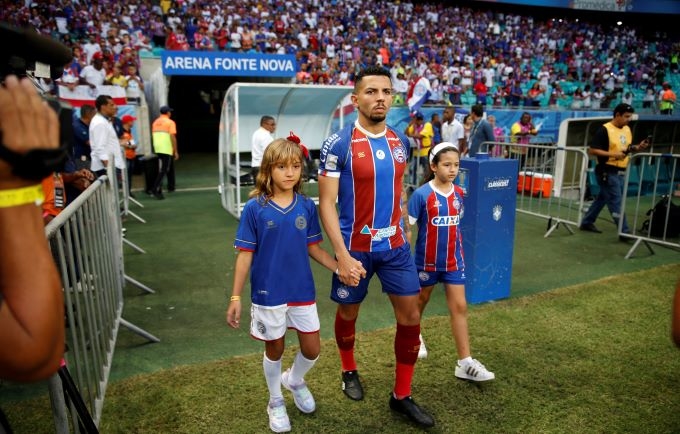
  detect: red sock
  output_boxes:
[394,323,420,398]
[335,311,357,372]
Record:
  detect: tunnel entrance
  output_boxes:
[166,75,236,153]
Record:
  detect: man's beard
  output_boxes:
[369,113,386,123]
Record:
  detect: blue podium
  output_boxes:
[455,154,518,304]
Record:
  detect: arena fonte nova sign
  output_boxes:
[161,51,297,77]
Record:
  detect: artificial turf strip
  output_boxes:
[4,264,679,433]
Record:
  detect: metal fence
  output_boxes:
[44,166,158,433]
[481,140,591,237]
[620,152,680,258]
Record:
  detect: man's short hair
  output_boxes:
[613,103,634,117]
[80,104,96,118]
[353,66,391,92]
[260,115,275,126]
[471,104,484,117]
[95,95,112,111]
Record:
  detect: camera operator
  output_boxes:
[0,75,64,382]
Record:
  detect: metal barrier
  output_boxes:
[620,152,680,258]
[481,141,591,237]
[45,170,158,432]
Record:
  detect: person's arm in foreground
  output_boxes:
[0,76,64,382]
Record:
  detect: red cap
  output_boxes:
[92,51,103,60]
[121,114,137,124]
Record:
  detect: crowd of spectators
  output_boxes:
[2,0,679,111]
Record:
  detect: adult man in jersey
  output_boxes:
[579,103,650,239]
[318,66,435,428]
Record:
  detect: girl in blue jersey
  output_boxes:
[407,142,495,382]
[226,139,358,433]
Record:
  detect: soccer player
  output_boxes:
[407,143,495,381]
[227,139,358,433]
[318,65,435,428]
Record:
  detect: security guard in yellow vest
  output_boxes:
[579,103,650,240]
[151,106,179,199]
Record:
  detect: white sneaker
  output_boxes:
[418,334,428,359]
[267,397,291,433]
[455,358,495,382]
[281,369,316,413]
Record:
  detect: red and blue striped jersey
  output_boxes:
[319,121,410,252]
[234,193,323,306]
[407,181,465,271]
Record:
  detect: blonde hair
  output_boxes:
[250,138,304,201]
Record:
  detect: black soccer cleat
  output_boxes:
[389,394,435,428]
[341,370,364,401]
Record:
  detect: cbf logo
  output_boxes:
[493,205,502,221]
[391,144,407,163]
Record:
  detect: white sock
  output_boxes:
[263,353,283,401]
[458,356,473,366]
[288,351,318,386]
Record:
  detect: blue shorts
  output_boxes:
[330,243,420,304]
[417,269,466,287]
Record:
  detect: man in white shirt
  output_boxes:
[440,106,465,150]
[79,53,107,88]
[251,115,276,179]
[89,95,125,176]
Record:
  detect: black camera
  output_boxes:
[0,23,73,180]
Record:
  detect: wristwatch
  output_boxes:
[0,141,67,181]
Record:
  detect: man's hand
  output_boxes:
[0,75,59,187]
[336,253,366,287]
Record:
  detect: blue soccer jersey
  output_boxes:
[318,121,410,252]
[234,193,323,306]
[407,181,465,272]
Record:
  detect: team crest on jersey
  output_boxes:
[376,149,386,160]
[391,145,407,163]
[360,224,397,241]
[295,215,307,230]
[326,154,338,170]
[336,286,350,299]
[493,205,502,221]
[453,198,461,210]
[418,271,430,282]
[257,321,267,335]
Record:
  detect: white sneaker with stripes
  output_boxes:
[454,358,495,381]
[418,334,428,359]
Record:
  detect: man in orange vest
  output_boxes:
[151,106,179,200]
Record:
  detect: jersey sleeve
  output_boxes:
[407,188,424,226]
[318,126,350,178]
[305,198,323,245]
[234,199,258,251]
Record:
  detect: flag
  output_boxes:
[407,76,431,114]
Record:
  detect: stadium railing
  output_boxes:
[479,140,590,237]
[620,152,680,259]
[43,164,158,433]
